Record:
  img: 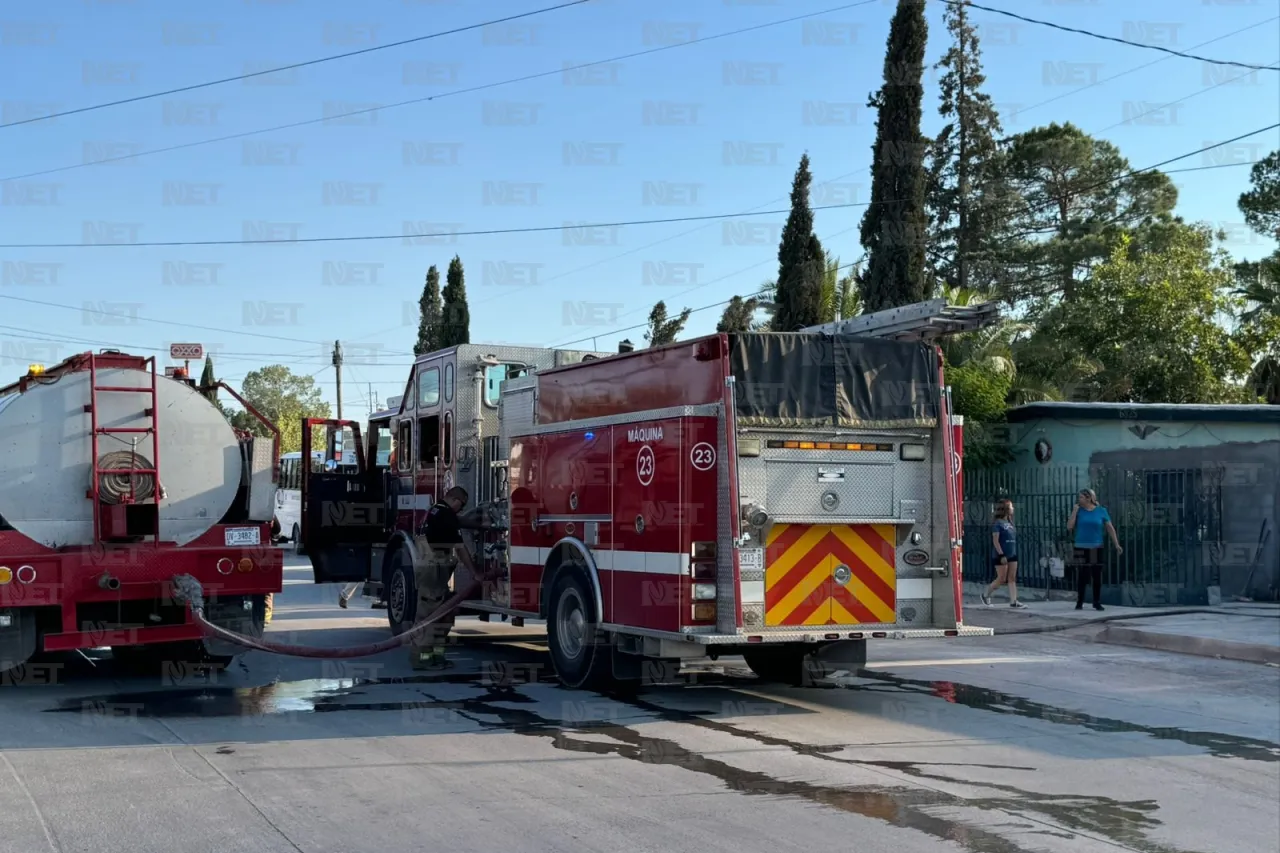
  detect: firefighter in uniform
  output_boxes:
[410,486,487,669]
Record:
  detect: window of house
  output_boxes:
[397,420,413,472]
[483,363,527,407]
[444,362,455,403]
[418,415,440,467]
[418,366,440,409]
[442,412,453,467]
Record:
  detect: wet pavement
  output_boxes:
[2,558,1277,853]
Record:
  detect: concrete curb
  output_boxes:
[1089,625,1280,666]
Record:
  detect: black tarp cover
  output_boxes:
[727,332,940,429]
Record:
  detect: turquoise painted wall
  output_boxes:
[1003,418,1276,466]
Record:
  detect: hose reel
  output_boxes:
[95,450,165,505]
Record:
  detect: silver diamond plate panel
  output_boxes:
[715,400,739,634]
[895,598,933,626]
[738,570,763,583]
[741,603,764,629]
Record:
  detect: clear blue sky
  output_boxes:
[1,0,1277,415]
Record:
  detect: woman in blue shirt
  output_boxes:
[1068,488,1122,611]
[981,499,1026,608]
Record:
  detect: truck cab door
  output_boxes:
[300,418,387,584]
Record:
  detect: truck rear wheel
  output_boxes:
[742,646,831,687]
[385,546,416,636]
[546,566,612,690]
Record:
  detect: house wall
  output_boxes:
[1000,418,1278,603]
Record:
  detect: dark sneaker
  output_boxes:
[338,595,349,609]
[1093,604,1104,611]
[980,592,992,606]
[1010,601,1027,609]
[1075,604,1084,610]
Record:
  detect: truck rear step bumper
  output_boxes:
[43,622,203,652]
[599,622,994,644]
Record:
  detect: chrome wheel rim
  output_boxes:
[389,567,406,625]
[556,587,588,661]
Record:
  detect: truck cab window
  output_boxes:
[418,415,440,466]
[484,363,527,407]
[397,420,413,472]
[418,366,440,408]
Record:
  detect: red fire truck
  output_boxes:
[0,350,281,673]
[300,300,997,688]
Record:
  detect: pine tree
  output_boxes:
[926,0,1010,295]
[773,154,826,331]
[717,295,759,333]
[439,255,470,347]
[414,266,443,355]
[644,301,691,346]
[859,0,930,313]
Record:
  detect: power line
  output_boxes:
[544,153,1265,351]
[948,0,1279,72]
[0,201,872,249]
[0,1,592,130]
[0,292,416,351]
[1005,16,1279,126]
[0,0,882,182]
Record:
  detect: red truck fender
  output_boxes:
[539,537,605,622]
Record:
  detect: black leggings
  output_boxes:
[1074,547,1103,606]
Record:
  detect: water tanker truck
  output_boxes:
[0,350,282,673]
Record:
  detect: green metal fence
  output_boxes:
[962,464,1225,607]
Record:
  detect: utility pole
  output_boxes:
[332,340,343,419]
[368,382,376,416]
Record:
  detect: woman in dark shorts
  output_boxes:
[981,499,1025,608]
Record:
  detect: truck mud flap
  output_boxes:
[304,473,387,584]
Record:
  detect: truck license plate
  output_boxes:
[738,548,764,572]
[225,527,261,547]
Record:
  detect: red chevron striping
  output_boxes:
[765,543,831,609]
[785,580,831,625]
[832,583,881,623]
[826,536,896,606]
[764,523,810,565]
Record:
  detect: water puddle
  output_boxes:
[39,670,1227,853]
[841,670,1280,764]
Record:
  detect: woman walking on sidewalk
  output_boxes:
[1068,488,1122,611]
[981,499,1025,608]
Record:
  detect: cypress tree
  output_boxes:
[414,265,443,355]
[926,0,1010,296]
[440,256,471,346]
[773,153,825,331]
[859,0,930,312]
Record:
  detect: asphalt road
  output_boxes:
[1,556,1277,853]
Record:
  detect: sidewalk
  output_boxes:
[963,597,1280,666]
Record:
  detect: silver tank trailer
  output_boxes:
[0,367,242,548]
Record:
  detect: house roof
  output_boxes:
[1005,402,1280,425]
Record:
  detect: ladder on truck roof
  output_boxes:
[801,298,1001,341]
[85,353,161,545]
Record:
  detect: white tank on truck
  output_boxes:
[0,364,242,548]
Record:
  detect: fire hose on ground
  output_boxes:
[170,572,495,659]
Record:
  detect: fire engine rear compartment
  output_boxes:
[501,331,964,642]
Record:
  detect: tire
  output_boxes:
[545,566,612,690]
[742,646,831,687]
[292,524,304,556]
[385,546,416,636]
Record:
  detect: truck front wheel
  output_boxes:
[385,546,416,636]
[742,646,831,687]
[546,567,612,690]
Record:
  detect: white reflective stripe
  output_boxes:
[506,546,688,575]
[509,545,548,565]
[739,580,765,603]
[896,578,933,599]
